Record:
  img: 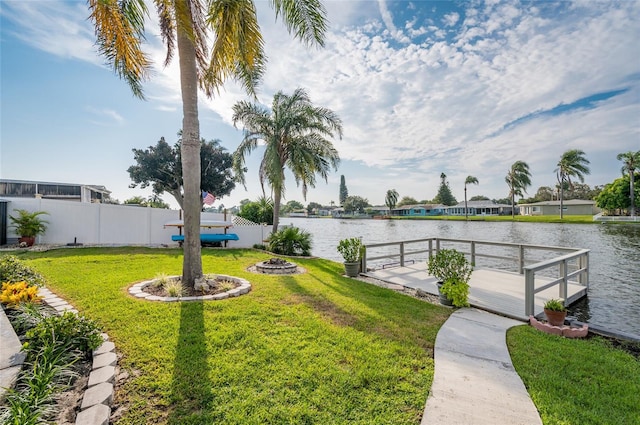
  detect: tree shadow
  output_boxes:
[168,300,213,424]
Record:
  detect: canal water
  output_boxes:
[285,217,640,337]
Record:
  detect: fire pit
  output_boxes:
[255,258,298,274]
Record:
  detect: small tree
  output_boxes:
[397,196,418,207]
[463,176,479,219]
[617,151,640,216]
[555,149,590,219]
[342,196,369,214]
[237,197,274,224]
[128,136,235,209]
[339,175,349,206]
[505,161,532,218]
[385,189,399,214]
[434,173,457,206]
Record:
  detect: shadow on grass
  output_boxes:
[168,301,213,424]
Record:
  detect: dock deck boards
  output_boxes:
[365,263,587,321]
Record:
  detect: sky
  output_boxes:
[1,0,639,210]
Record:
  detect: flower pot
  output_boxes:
[544,308,567,327]
[18,236,36,247]
[436,282,453,306]
[343,262,360,277]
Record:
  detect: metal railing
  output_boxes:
[361,237,589,317]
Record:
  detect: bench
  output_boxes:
[171,233,239,247]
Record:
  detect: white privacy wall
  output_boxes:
[2,197,271,248]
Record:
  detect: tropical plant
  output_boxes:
[267,226,312,256]
[0,255,46,286]
[339,175,349,206]
[464,176,479,220]
[237,196,274,224]
[336,237,363,263]
[8,209,49,239]
[232,88,342,232]
[427,249,473,307]
[89,0,329,287]
[555,149,591,219]
[385,189,399,214]
[617,151,640,216]
[505,161,532,218]
[543,298,566,312]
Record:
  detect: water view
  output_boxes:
[286,217,640,338]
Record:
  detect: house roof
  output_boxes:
[518,199,595,207]
[451,200,513,208]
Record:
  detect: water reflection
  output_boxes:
[289,217,640,336]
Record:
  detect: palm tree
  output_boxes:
[89,0,328,287]
[464,176,479,220]
[232,88,342,232]
[617,151,640,216]
[385,189,399,216]
[555,149,590,219]
[505,161,532,218]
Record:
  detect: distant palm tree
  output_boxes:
[464,176,479,220]
[232,88,342,232]
[617,151,640,216]
[385,189,399,216]
[505,161,532,218]
[555,149,590,219]
[89,0,328,287]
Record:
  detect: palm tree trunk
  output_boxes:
[631,171,636,217]
[511,192,515,219]
[559,182,565,219]
[272,189,282,233]
[176,11,203,287]
[464,186,468,220]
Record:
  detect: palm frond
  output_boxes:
[89,0,151,99]
[270,0,328,47]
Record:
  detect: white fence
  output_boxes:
[2,197,272,248]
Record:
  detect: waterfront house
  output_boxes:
[446,200,514,216]
[0,179,110,203]
[518,199,600,216]
[392,204,446,217]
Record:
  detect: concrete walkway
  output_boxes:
[421,308,542,425]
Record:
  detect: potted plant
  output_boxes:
[543,298,567,327]
[337,237,363,277]
[427,248,473,307]
[9,209,49,247]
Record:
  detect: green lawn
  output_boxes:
[507,326,640,425]
[11,248,451,425]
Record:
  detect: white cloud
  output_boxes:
[2,0,639,205]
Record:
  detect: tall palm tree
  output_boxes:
[89,0,328,286]
[464,176,479,220]
[555,149,590,219]
[232,88,342,232]
[505,161,532,218]
[617,151,640,216]
[385,189,399,216]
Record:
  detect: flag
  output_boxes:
[202,191,215,205]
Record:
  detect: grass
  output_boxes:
[507,326,640,425]
[394,215,598,224]
[8,247,451,425]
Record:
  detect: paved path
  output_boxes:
[421,308,542,425]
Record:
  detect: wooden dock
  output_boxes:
[365,263,587,321]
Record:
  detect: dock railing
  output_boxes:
[361,237,589,316]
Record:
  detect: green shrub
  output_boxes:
[267,226,312,256]
[23,312,103,361]
[0,255,45,286]
[336,237,363,263]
